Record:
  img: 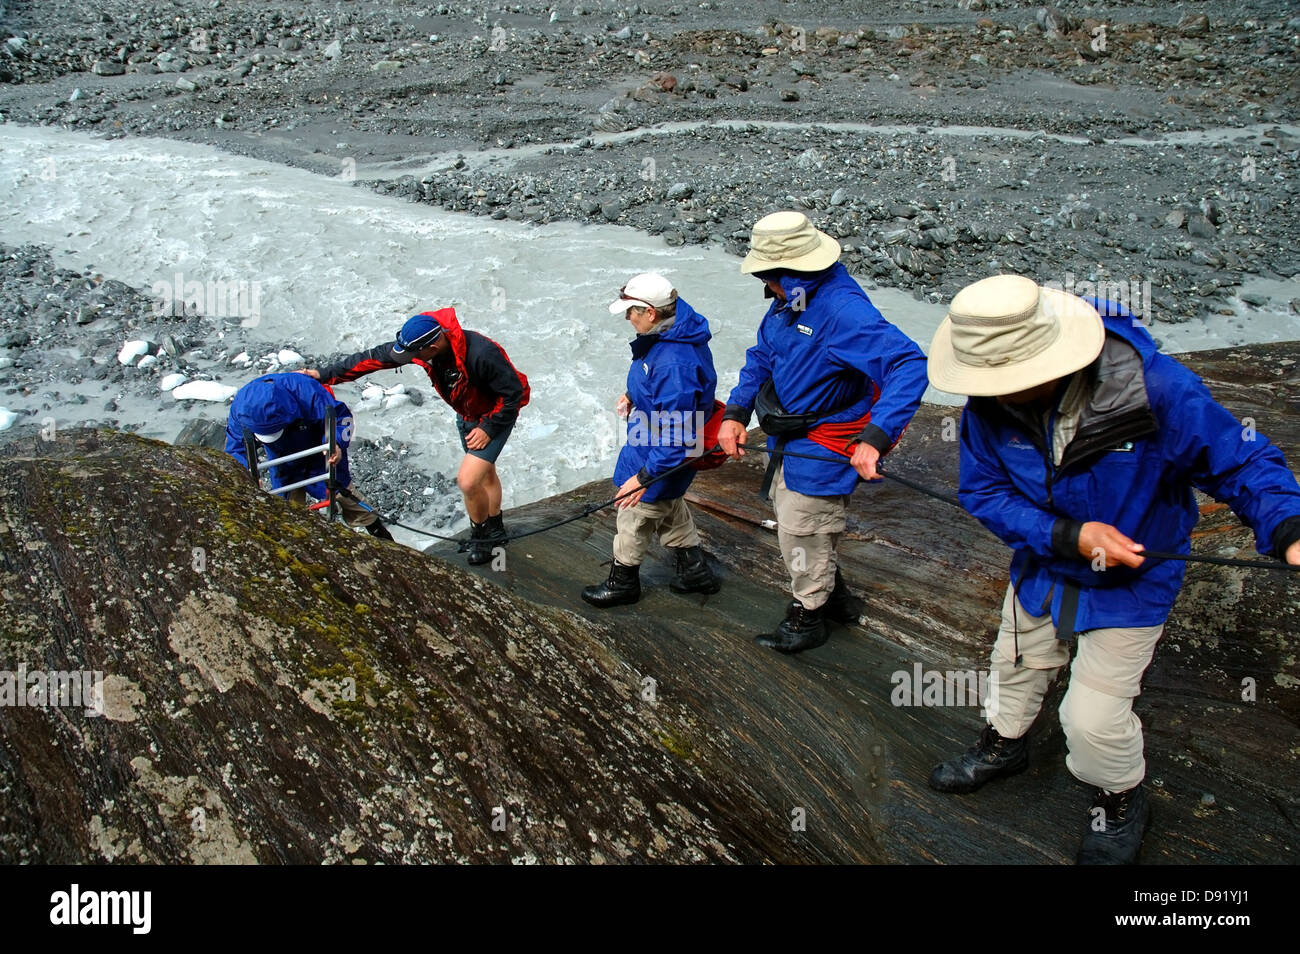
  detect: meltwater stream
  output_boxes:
[2,123,1298,516]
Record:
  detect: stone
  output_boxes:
[91,60,125,76]
[174,417,231,450]
[1036,6,1073,37]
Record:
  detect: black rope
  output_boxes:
[330,440,1298,574]
[343,448,709,552]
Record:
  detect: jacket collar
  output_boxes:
[976,332,1157,472]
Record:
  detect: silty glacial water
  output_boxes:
[2,123,1297,524]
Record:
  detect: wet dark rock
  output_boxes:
[173,417,227,450]
[0,429,836,863]
[1187,214,1217,239]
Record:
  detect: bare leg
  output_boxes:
[483,463,503,516]
[457,454,497,523]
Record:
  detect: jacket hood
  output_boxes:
[231,374,300,435]
[414,307,468,368]
[1083,297,1161,359]
[629,298,711,358]
[772,262,845,312]
[655,299,711,345]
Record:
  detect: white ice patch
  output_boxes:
[171,381,237,403]
[117,340,150,365]
[276,349,304,369]
[159,373,188,392]
[0,407,17,431]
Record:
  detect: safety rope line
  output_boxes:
[324,442,1299,573]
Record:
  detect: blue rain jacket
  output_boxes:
[613,299,718,503]
[959,301,1300,633]
[725,263,929,495]
[225,373,354,499]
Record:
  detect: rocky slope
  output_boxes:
[2,338,1296,863]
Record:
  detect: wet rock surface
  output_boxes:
[2,342,1292,864]
[449,342,1299,864]
[0,428,796,863]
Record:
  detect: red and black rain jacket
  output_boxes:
[317,307,530,438]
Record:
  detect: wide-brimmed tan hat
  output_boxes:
[927,275,1105,396]
[739,210,841,274]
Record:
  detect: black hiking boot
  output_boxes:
[1077,784,1149,865]
[755,600,828,654]
[466,519,494,566]
[581,561,641,608]
[928,724,1030,793]
[823,568,857,624]
[364,519,394,541]
[485,512,508,547]
[668,546,721,595]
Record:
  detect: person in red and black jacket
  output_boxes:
[300,308,529,564]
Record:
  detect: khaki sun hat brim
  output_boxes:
[927,287,1106,397]
[739,232,841,274]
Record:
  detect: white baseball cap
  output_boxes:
[253,429,285,443]
[608,273,677,315]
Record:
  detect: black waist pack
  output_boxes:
[755,379,864,436]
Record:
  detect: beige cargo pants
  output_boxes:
[987,584,1165,792]
[613,496,700,566]
[287,484,380,529]
[771,461,848,610]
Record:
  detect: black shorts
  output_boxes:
[457,417,514,463]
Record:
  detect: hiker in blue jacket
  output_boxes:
[225,372,393,540]
[583,273,721,606]
[718,211,929,653]
[925,274,1300,864]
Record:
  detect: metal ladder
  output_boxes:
[241,407,339,522]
